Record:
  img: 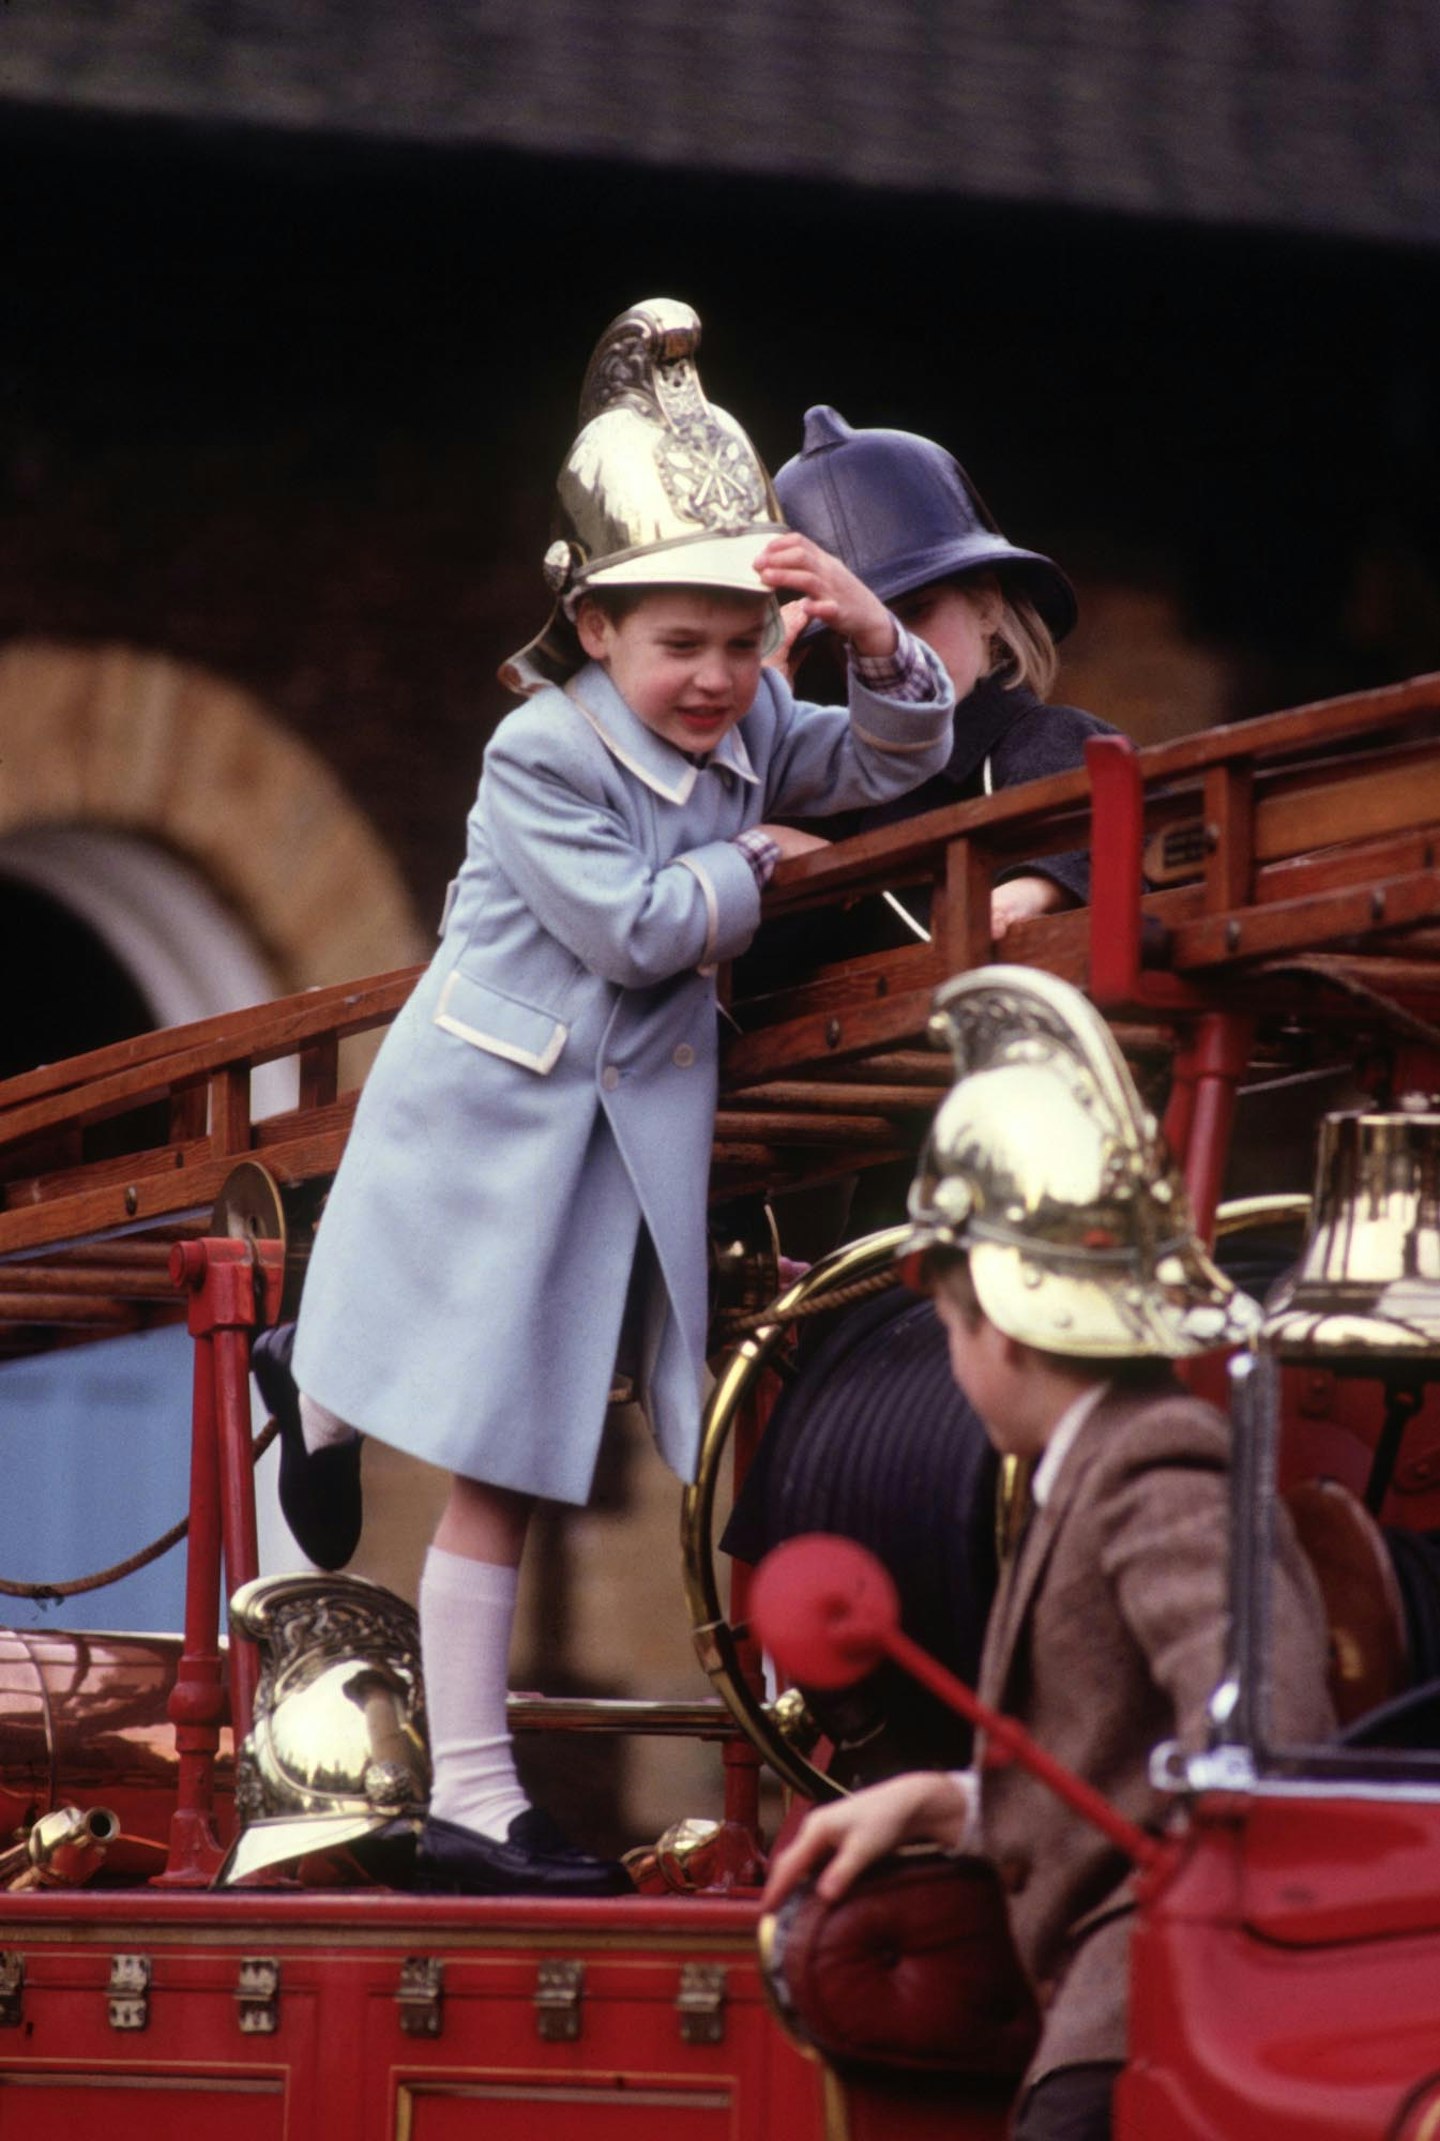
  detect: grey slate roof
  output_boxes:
[2,1,1438,247]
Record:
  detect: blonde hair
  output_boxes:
[987,589,1059,699]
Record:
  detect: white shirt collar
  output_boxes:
[563,664,762,803]
[1031,1381,1111,1508]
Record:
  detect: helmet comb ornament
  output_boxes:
[500,298,786,695]
[904,967,1259,1359]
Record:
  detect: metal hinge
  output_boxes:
[676,1962,727,2045]
[397,1955,443,2038]
[236,1956,280,2034]
[108,1953,151,2031]
[0,1952,23,2028]
[534,1958,584,2042]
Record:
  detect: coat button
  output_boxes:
[601,1066,621,1092]
[672,1043,696,1068]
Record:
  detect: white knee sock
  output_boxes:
[420,1545,531,1841]
[298,1393,359,1455]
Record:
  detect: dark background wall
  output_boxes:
[4,103,1439,928]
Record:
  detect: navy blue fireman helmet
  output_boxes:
[774,406,1077,642]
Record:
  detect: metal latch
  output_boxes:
[236,1957,280,2034]
[676,1962,727,2045]
[108,1953,151,2031]
[397,1955,443,2038]
[534,1959,584,2041]
[0,1952,23,2028]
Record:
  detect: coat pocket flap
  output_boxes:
[434,967,568,1075]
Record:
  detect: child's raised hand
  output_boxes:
[757,823,831,861]
[760,1770,975,1910]
[754,533,897,660]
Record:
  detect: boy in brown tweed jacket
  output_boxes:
[763,968,1335,2141]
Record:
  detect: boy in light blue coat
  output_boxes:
[259,299,955,1895]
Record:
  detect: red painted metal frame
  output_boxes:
[154,1234,283,1886]
[1085,732,1255,1238]
[1120,1794,1440,2139]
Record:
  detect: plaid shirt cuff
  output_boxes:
[850,620,949,703]
[733,827,783,887]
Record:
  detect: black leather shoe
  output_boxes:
[251,1322,363,1572]
[415,1809,634,1897]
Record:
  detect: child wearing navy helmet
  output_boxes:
[772,406,1117,944]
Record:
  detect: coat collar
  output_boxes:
[564,662,762,804]
[978,1382,1150,1710]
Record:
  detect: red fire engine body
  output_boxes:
[2,679,1440,2138]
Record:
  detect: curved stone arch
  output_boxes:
[0,638,425,993]
[0,640,440,1618]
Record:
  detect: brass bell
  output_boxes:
[1262,1108,1440,1362]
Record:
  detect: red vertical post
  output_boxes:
[154,1315,229,1885]
[156,1234,284,1885]
[1084,733,1147,1009]
[1162,1028,1201,1175]
[214,1317,263,1743]
[1178,1010,1255,1242]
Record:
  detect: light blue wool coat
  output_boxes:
[293,656,954,1504]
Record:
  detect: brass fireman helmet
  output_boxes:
[903,966,1259,1358]
[1261,1105,1440,1361]
[500,296,787,695]
[219,1572,431,1885]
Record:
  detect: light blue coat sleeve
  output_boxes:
[480,733,763,984]
[754,667,956,817]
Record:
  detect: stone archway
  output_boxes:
[0,638,424,992]
[0,640,437,1621]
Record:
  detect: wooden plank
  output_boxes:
[755,677,1440,925]
[1252,745,1440,868]
[1205,760,1256,913]
[801,1051,953,1082]
[0,968,418,1121]
[725,1082,940,1112]
[299,1033,340,1111]
[1254,827,1437,905]
[210,1066,253,1158]
[712,1110,900,1146]
[0,1293,136,1325]
[3,1136,212,1211]
[1103,671,1440,786]
[935,832,996,975]
[253,1095,357,1152]
[722,986,938,1088]
[0,1264,177,1298]
[1170,867,1440,970]
[729,939,940,1033]
[0,1120,355,1257]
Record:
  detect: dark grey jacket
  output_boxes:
[738,675,1116,989]
[813,672,1117,904]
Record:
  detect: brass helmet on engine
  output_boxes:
[218,1572,431,1885]
[902,966,1260,1358]
[500,297,788,695]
